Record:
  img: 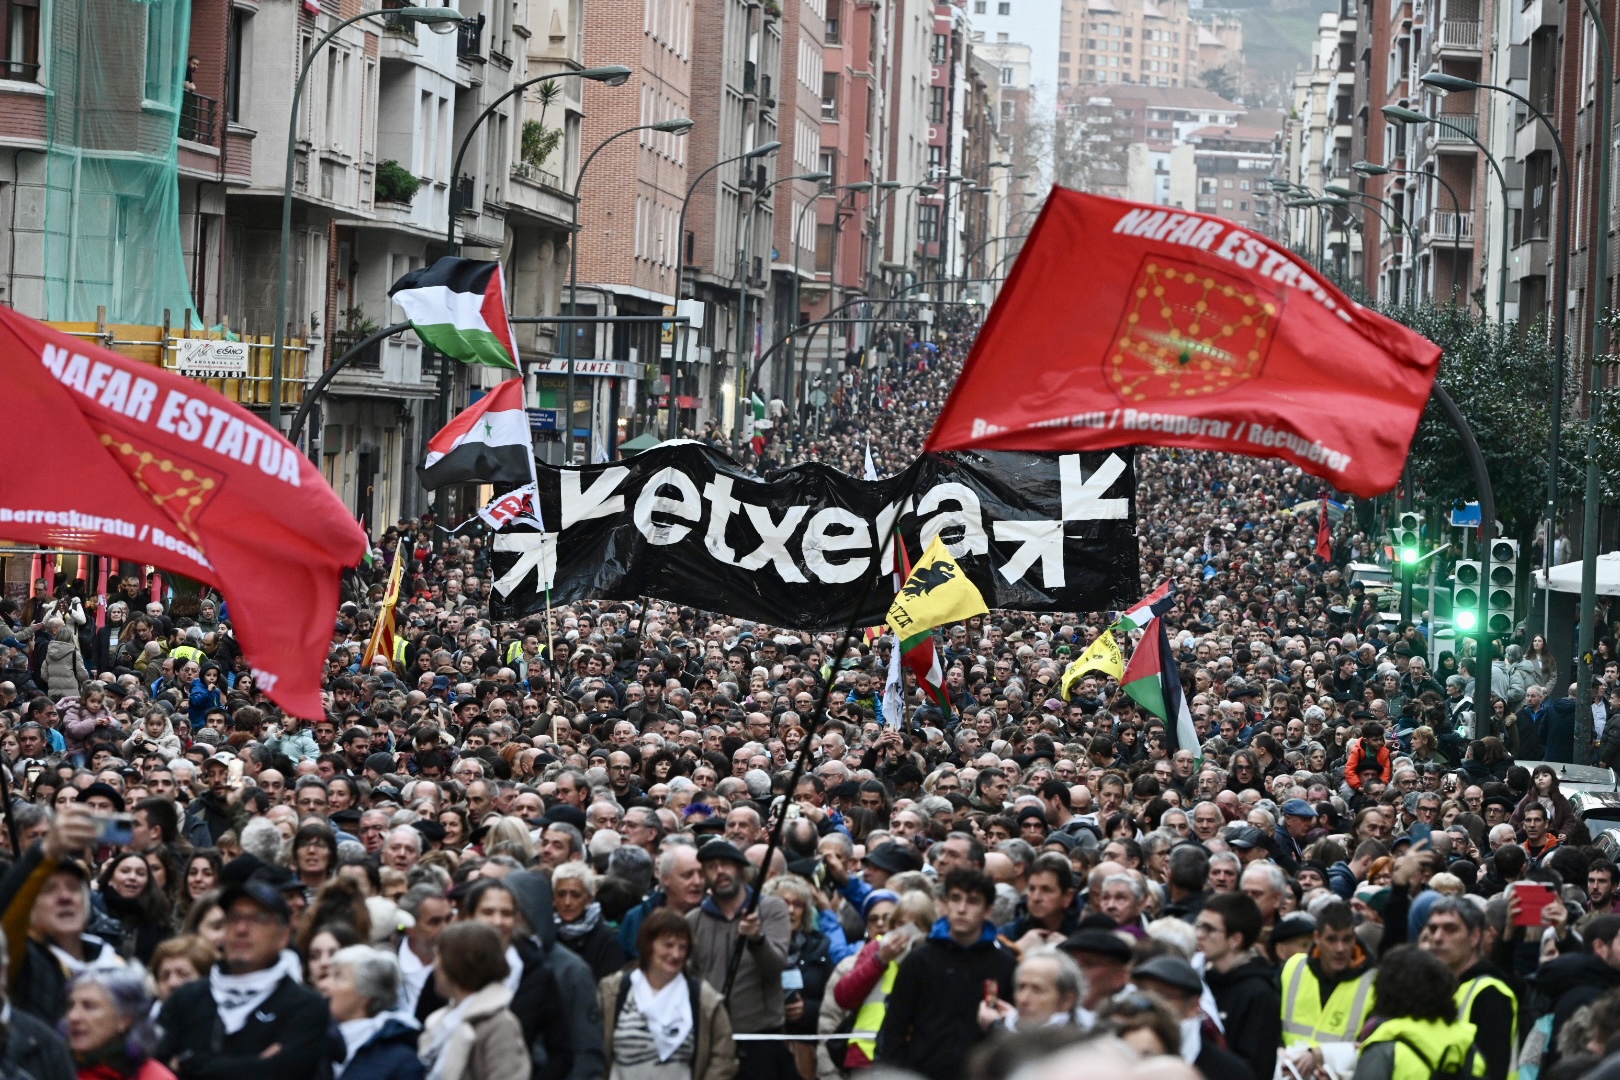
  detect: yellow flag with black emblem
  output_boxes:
[886,535,988,638]
[1060,630,1124,699]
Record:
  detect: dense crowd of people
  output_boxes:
[4,304,1620,1080]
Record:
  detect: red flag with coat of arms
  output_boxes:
[925,189,1442,498]
[0,306,368,718]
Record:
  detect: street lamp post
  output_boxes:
[1346,160,1464,302]
[730,170,833,455]
[1378,105,1473,307]
[670,140,781,440]
[1325,184,1417,300]
[1420,72,1573,640]
[432,62,629,533]
[269,5,465,434]
[1380,105,1513,325]
[565,116,694,464]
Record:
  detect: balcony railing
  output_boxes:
[1434,113,1479,141]
[1438,19,1482,48]
[329,331,383,371]
[1430,209,1475,241]
[381,0,418,32]
[458,13,485,59]
[180,91,219,146]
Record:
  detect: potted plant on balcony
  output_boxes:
[763,0,781,19]
[375,159,422,205]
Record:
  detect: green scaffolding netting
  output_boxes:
[43,0,198,324]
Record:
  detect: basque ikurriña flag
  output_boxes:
[925,188,1442,497]
[390,257,520,371]
[420,378,534,490]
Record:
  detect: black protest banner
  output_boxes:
[487,443,1138,630]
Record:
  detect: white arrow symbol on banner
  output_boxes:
[992,453,1129,588]
[493,532,558,597]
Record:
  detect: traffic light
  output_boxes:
[1453,560,1481,633]
[1394,512,1422,568]
[1487,538,1519,636]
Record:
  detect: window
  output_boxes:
[919,203,940,242]
[821,72,838,118]
[3,0,39,81]
[1059,51,1070,62]
[932,33,948,62]
[929,85,946,122]
[818,150,837,184]
[1222,198,1233,208]
[226,8,247,121]
[973,0,984,11]
[1000,66,1013,84]
[997,1,1009,12]
[825,8,840,43]
[928,144,943,174]
[145,2,180,103]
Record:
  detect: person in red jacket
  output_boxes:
[1344,722,1392,790]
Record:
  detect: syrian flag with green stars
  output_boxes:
[420,377,534,490]
[1122,614,1200,763]
[389,257,520,370]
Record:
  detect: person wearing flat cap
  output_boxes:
[1132,955,1256,1080]
[0,803,119,1026]
[685,841,792,1080]
[156,875,330,1080]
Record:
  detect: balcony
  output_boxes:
[454,174,476,215]
[458,13,485,59]
[1432,112,1479,149]
[1429,208,1475,241]
[329,330,383,371]
[761,73,775,110]
[381,0,419,34]
[180,91,219,147]
[1436,18,1482,53]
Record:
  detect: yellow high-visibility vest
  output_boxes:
[1457,974,1518,1080]
[851,954,902,1060]
[1280,953,1376,1048]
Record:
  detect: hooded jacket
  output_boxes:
[333,1017,425,1080]
[1204,954,1282,1080]
[505,871,606,1080]
[875,919,1016,1080]
[42,639,87,701]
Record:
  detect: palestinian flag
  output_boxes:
[389,257,520,370]
[750,392,771,430]
[1122,615,1200,762]
[420,378,534,490]
[1116,580,1174,631]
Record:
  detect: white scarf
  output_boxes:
[630,969,692,1063]
[337,1010,418,1078]
[421,997,475,1080]
[1179,1017,1203,1065]
[503,944,524,995]
[397,938,432,1015]
[47,938,120,982]
[210,951,298,1035]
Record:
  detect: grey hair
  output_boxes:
[1241,861,1288,896]
[239,817,284,865]
[1102,872,1146,901]
[606,844,654,894]
[398,883,446,918]
[742,769,773,799]
[1209,851,1242,873]
[1020,946,1088,1005]
[331,944,403,1015]
[385,826,423,854]
[69,967,158,1053]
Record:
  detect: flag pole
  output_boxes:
[721,467,926,1001]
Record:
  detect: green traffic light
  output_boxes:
[1455,609,1478,631]
[1400,546,1418,563]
